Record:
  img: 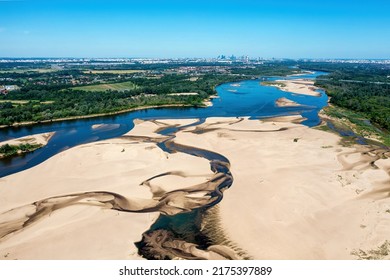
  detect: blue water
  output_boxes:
[0,71,328,178]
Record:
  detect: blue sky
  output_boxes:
[0,0,389,58]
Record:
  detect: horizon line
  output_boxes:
[1,57,390,61]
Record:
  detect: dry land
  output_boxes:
[275,97,301,107]
[72,81,138,92]
[82,70,146,74]
[0,117,389,259]
[263,79,321,97]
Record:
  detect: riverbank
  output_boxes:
[0,104,196,129]
[1,117,389,259]
[0,132,54,159]
[0,119,215,259]
[263,79,321,97]
[174,116,390,259]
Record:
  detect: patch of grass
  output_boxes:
[315,125,331,132]
[324,106,390,147]
[72,81,138,92]
[339,136,356,147]
[0,143,42,158]
[351,240,390,260]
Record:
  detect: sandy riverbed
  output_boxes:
[0,117,389,260]
[174,116,390,259]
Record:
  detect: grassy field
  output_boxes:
[72,81,138,92]
[0,69,58,73]
[82,70,145,74]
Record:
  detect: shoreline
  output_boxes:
[262,79,321,97]
[0,132,55,159]
[173,117,390,259]
[0,76,243,130]
[0,103,194,129]
[1,116,389,259]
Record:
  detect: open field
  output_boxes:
[82,70,146,74]
[72,81,138,92]
[0,69,58,74]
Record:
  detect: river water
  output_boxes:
[0,71,330,259]
[0,71,328,178]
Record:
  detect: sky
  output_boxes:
[0,0,389,59]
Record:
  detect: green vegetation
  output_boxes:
[0,143,42,158]
[301,62,390,131]
[0,68,58,74]
[72,81,138,92]
[260,81,286,87]
[0,74,239,125]
[317,79,390,130]
[323,106,390,146]
[351,240,390,260]
[82,70,145,74]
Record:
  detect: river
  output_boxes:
[0,71,328,178]
[0,71,329,259]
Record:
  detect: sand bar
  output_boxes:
[174,117,390,259]
[275,97,301,107]
[1,117,389,259]
[0,119,216,259]
[267,79,321,97]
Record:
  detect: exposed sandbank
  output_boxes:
[0,132,54,147]
[0,117,389,260]
[275,97,301,107]
[174,117,390,259]
[266,79,321,97]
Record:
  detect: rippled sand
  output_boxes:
[0,116,389,260]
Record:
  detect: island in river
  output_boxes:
[0,73,389,260]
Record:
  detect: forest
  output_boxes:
[0,74,239,125]
[0,62,300,126]
[309,63,390,130]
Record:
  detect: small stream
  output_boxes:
[135,119,234,259]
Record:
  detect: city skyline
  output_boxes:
[0,0,389,59]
